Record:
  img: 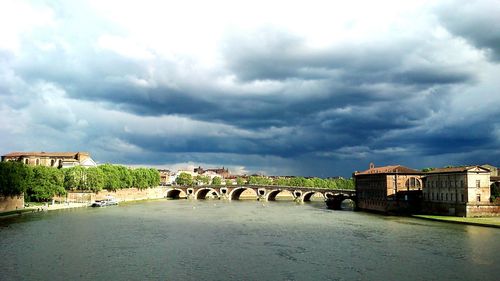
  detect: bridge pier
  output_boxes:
[257,188,267,201]
[293,190,303,202]
[219,187,229,200]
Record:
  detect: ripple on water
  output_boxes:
[0,200,499,281]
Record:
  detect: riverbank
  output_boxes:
[0,202,89,218]
[412,214,500,228]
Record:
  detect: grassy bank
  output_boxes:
[412,215,500,228]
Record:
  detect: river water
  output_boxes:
[0,200,498,281]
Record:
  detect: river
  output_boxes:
[0,200,498,281]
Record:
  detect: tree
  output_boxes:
[117,165,134,189]
[212,176,222,185]
[0,161,32,196]
[176,172,193,186]
[236,177,246,185]
[194,175,210,185]
[26,166,65,202]
[274,177,290,186]
[64,166,86,190]
[132,168,150,190]
[84,167,105,192]
[147,168,160,187]
[98,164,121,191]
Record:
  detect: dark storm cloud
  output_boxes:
[2,1,500,176]
[437,0,500,61]
[9,22,483,164]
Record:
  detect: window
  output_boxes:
[476,180,480,188]
[35,159,40,165]
[441,193,444,201]
[51,159,55,166]
[446,193,448,201]
[24,159,28,164]
[476,194,481,202]
[432,193,434,200]
[405,177,420,189]
[461,194,464,202]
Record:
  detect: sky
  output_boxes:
[1,0,499,177]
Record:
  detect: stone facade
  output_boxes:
[354,163,424,213]
[194,166,230,178]
[422,166,496,217]
[0,195,24,212]
[1,152,96,168]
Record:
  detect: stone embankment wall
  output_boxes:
[56,187,168,203]
[422,202,500,217]
[466,204,500,217]
[0,195,24,212]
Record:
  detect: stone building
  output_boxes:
[354,163,424,213]
[194,166,230,178]
[158,169,172,186]
[422,166,499,217]
[1,152,97,168]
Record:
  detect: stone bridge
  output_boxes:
[165,185,355,206]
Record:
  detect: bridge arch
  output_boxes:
[195,188,220,200]
[165,188,187,199]
[301,191,325,202]
[266,189,294,201]
[229,187,258,200]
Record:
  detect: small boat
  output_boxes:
[91,197,119,207]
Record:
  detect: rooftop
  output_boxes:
[425,166,490,174]
[355,165,422,175]
[2,152,89,158]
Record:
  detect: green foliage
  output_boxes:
[98,164,122,191]
[26,166,65,202]
[0,161,32,196]
[117,165,134,188]
[132,168,159,190]
[248,176,272,185]
[422,167,434,172]
[234,174,354,190]
[194,175,211,185]
[211,176,222,185]
[176,172,193,186]
[491,184,500,201]
[84,167,105,192]
[236,177,246,185]
[0,162,160,200]
[224,178,232,186]
[63,166,86,190]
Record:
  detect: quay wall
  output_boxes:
[0,195,24,212]
[466,204,500,217]
[422,202,500,217]
[55,187,168,203]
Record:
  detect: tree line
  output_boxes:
[175,173,354,190]
[0,162,160,202]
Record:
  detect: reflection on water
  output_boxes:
[0,199,499,281]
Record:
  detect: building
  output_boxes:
[1,152,97,168]
[158,169,172,186]
[194,166,230,178]
[354,163,424,213]
[481,164,499,176]
[422,166,499,217]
